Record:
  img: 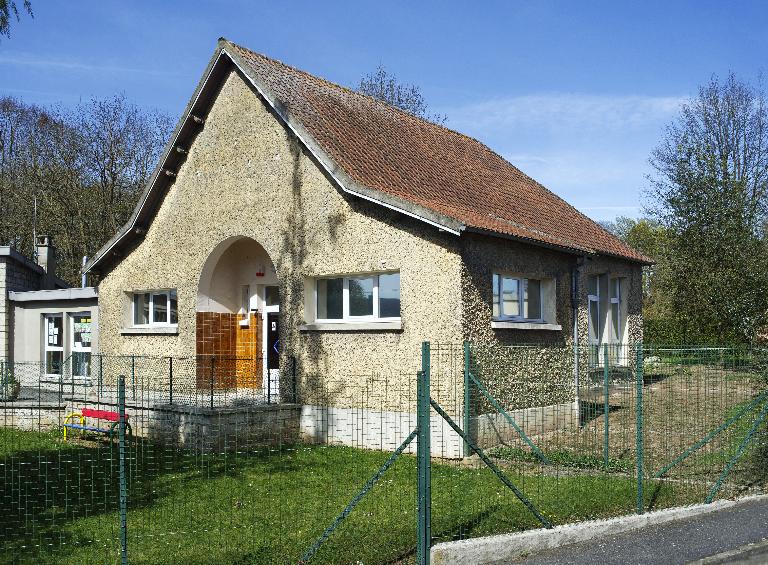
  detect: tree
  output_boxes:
[647,72,768,343]
[0,94,171,284]
[0,0,32,39]
[357,64,446,124]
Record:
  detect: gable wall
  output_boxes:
[97,69,463,395]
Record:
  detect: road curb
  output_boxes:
[431,494,768,565]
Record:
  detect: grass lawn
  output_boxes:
[0,428,702,565]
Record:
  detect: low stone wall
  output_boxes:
[0,403,65,431]
[473,401,579,450]
[138,403,302,451]
[3,397,466,458]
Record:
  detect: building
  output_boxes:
[1,237,97,384]
[83,38,649,404]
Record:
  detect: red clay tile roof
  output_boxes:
[229,40,649,263]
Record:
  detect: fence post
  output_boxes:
[635,345,644,514]
[463,341,471,458]
[416,341,431,565]
[210,356,215,409]
[118,374,128,565]
[168,357,173,405]
[267,356,272,405]
[603,343,610,469]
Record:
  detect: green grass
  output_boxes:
[0,429,703,565]
[489,445,634,473]
[0,426,75,458]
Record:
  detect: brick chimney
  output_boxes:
[35,235,57,289]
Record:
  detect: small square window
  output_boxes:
[132,290,178,327]
[492,274,544,322]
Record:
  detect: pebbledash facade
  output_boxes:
[85,40,648,450]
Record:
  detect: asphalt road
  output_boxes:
[501,497,768,565]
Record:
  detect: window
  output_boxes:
[610,277,622,342]
[44,314,63,376]
[265,285,280,308]
[241,285,251,315]
[587,275,601,344]
[492,274,542,321]
[71,313,92,378]
[132,290,178,326]
[315,272,400,322]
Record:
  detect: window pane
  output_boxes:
[265,286,280,307]
[46,315,63,348]
[317,278,343,319]
[589,299,600,342]
[72,315,92,348]
[492,274,500,318]
[501,277,520,317]
[134,293,150,325]
[379,273,401,318]
[72,351,91,378]
[46,350,62,375]
[241,285,250,314]
[153,293,168,323]
[525,279,541,319]
[349,277,374,316]
[587,275,599,296]
[611,278,620,300]
[612,302,620,340]
[170,290,178,324]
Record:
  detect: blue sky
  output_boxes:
[2,1,767,221]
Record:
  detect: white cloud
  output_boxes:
[445,93,686,133]
[0,52,172,76]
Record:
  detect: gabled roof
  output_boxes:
[85,38,650,275]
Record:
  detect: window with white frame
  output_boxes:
[315,272,400,322]
[44,314,63,376]
[492,274,543,321]
[610,277,622,342]
[587,275,601,344]
[132,290,178,326]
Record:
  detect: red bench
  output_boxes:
[63,408,132,441]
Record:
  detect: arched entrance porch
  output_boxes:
[196,237,280,393]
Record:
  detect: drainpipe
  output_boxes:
[572,256,586,406]
[81,256,88,288]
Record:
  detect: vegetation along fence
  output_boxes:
[1,344,766,564]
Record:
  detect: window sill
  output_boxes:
[299,321,402,332]
[121,326,179,335]
[491,321,562,331]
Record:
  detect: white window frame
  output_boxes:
[43,313,64,377]
[610,277,622,343]
[70,312,92,379]
[587,275,600,345]
[492,274,544,323]
[132,290,178,327]
[314,273,400,323]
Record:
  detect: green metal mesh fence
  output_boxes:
[1,344,766,564]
